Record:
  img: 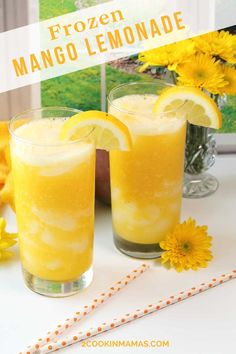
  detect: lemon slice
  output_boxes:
[60,110,132,151]
[153,87,222,129]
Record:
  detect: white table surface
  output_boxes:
[1,155,236,354]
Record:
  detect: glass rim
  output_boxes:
[107,81,174,116]
[9,106,94,147]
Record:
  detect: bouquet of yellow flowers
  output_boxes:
[139,31,236,96]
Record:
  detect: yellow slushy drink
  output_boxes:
[10,108,95,296]
[108,83,186,258]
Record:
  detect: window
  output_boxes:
[0,0,235,152]
[0,0,40,121]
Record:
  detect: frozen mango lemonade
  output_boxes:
[109,83,186,258]
[10,108,95,296]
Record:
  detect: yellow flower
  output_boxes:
[0,121,15,211]
[218,65,236,95]
[160,218,213,272]
[193,31,236,64]
[0,217,17,261]
[0,172,15,211]
[138,39,196,71]
[177,53,227,94]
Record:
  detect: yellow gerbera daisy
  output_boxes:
[219,65,236,95]
[193,31,236,64]
[160,218,213,272]
[177,53,227,94]
[0,217,17,261]
[138,39,196,72]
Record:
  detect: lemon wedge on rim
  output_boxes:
[153,87,222,129]
[60,110,132,151]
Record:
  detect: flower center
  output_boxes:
[196,71,206,80]
[181,241,192,253]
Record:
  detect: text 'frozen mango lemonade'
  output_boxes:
[108,83,186,258]
[10,108,95,297]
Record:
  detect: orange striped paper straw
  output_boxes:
[36,268,236,354]
[20,263,150,354]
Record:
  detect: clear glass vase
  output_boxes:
[183,123,219,198]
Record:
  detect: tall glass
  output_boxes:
[10,108,95,297]
[108,82,186,259]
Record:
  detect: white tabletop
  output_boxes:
[1,155,236,354]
